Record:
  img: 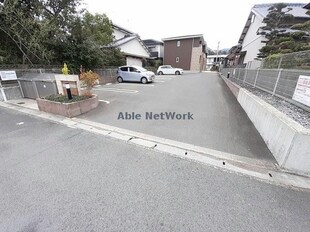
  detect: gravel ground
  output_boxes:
[228,78,310,129]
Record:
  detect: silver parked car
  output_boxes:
[116,66,155,84]
[157,65,183,75]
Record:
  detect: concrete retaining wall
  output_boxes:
[238,89,310,175]
[221,75,310,176]
[222,77,240,98]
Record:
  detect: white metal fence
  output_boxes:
[220,67,310,110]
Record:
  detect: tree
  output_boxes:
[206,47,216,55]
[218,48,229,55]
[60,12,125,71]
[291,10,310,34]
[0,0,125,69]
[257,3,310,58]
[0,0,45,64]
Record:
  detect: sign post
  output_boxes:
[292,75,310,107]
[0,71,17,81]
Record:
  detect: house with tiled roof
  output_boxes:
[303,2,310,9]
[237,3,310,68]
[109,24,151,66]
[142,39,164,59]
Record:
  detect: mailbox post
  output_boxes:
[65,83,72,100]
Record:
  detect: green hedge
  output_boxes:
[44,94,91,103]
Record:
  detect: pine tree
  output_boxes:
[257,3,309,58]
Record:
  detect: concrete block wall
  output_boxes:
[94,69,117,85]
[99,76,117,85]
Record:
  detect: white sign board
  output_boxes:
[292,75,310,107]
[0,71,17,81]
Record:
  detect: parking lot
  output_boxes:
[79,72,274,161]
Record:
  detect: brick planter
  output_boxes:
[37,94,99,118]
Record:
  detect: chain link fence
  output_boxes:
[220,67,310,110]
[260,50,310,70]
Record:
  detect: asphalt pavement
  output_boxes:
[1,107,309,232]
[80,72,274,161]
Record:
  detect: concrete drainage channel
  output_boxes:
[1,101,310,190]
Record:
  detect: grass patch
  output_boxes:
[44,94,91,103]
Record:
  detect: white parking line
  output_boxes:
[95,88,138,94]
[156,77,172,80]
[117,83,154,87]
[99,100,110,104]
[154,81,165,83]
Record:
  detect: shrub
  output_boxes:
[45,94,91,103]
[210,65,219,71]
[62,63,70,75]
[262,54,282,68]
[79,70,100,95]
[279,41,295,49]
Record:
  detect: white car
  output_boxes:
[116,66,155,84]
[157,65,183,75]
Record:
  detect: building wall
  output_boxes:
[190,37,206,71]
[148,44,164,58]
[119,38,150,58]
[206,55,227,69]
[126,57,143,66]
[155,44,164,58]
[193,37,201,47]
[190,47,203,71]
[159,44,164,58]
[163,39,193,70]
[113,29,127,40]
[241,13,266,64]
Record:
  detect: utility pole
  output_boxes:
[215,41,220,69]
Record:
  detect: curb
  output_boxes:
[1,101,310,191]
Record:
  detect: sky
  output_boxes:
[83,0,309,50]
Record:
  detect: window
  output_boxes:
[251,14,255,23]
[177,41,181,47]
[120,67,128,71]
[129,67,137,72]
[176,57,180,63]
